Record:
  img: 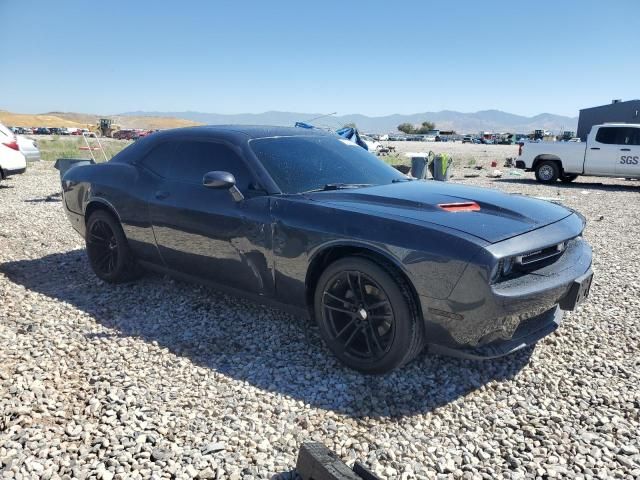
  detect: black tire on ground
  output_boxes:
[560,173,578,183]
[534,160,560,183]
[313,256,424,374]
[85,210,140,283]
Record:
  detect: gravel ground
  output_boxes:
[0,158,639,480]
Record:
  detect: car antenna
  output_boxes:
[302,112,337,123]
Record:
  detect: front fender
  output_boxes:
[271,197,484,308]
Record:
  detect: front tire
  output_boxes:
[86,210,140,283]
[534,160,560,183]
[313,257,424,374]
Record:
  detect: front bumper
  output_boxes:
[430,306,563,359]
[420,214,592,358]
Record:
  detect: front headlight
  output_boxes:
[502,257,515,276]
[491,257,516,283]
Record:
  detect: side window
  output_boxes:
[139,142,178,177]
[171,141,252,190]
[629,129,640,146]
[595,127,620,145]
[617,127,640,146]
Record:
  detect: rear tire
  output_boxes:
[313,256,424,374]
[534,160,560,183]
[86,210,140,283]
[560,173,578,183]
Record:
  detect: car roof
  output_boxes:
[153,125,335,140]
[110,125,337,165]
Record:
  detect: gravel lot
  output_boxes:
[1,156,639,480]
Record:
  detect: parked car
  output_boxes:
[516,123,640,183]
[0,122,27,181]
[55,126,593,373]
[16,135,41,162]
[462,136,473,144]
[113,129,136,140]
[136,129,156,139]
[35,127,50,135]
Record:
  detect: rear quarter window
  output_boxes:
[139,142,179,177]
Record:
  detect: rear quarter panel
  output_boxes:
[62,162,161,263]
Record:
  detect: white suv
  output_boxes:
[0,122,27,181]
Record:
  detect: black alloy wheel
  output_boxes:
[322,270,395,362]
[88,218,119,276]
[314,256,424,374]
[86,210,140,283]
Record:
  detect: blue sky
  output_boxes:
[1,0,638,117]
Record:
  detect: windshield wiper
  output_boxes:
[302,183,373,193]
[392,177,414,183]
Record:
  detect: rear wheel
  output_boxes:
[560,173,578,183]
[86,210,140,283]
[314,257,424,374]
[534,160,560,183]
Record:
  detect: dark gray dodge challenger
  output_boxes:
[56,126,593,373]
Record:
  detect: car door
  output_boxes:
[615,127,640,177]
[146,139,274,296]
[584,127,622,175]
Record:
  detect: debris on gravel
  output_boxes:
[1,160,639,479]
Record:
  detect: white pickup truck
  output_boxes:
[516,123,640,183]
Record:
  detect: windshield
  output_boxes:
[250,135,405,194]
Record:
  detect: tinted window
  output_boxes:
[171,141,252,189]
[594,127,640,145]
[595,127,618,144]
[617,127,640,146]
[139,142,178,177]
[250,136,405,194]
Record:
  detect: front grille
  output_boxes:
[516,241,566,267]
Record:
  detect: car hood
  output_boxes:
[306,181,573,243]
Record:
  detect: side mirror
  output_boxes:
[203,171,244,201]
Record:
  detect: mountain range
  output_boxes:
[121,109,578,134]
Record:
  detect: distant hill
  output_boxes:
[1,109,577,133]
[0,111,88,128]
[121,109,578,133]
[0,111,201,130]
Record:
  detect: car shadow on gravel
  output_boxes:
[1,250,533,419]
[496,177,640,192]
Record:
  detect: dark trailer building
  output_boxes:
[578,99,640,141]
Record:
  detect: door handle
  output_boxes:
[620,148,631,151]
[155,190,170,200]
[590,147,600,150]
